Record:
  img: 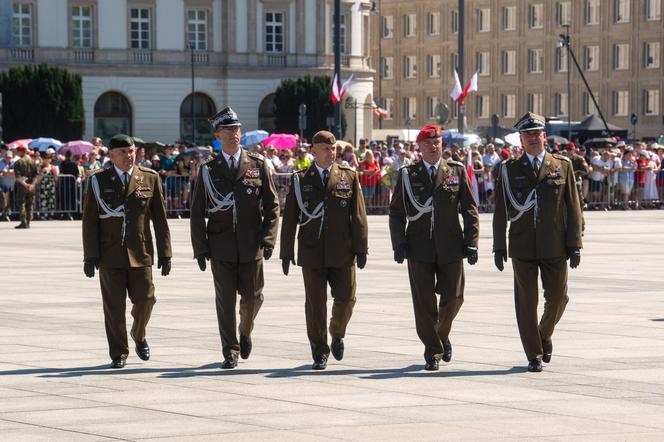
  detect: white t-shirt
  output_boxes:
[589,157,612,181]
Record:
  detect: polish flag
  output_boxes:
[466,148,480,204]
[371,100,388,118]
[331,74,354,104]
[450,70,479,105]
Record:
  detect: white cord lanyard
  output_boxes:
[91,174,126,244]
[201,164,237,231]
[292,172,325,239]
[500,163,538,226]
[401,167,435,238]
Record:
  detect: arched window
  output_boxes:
[180,93,216,145]
[94,92,132,143]
[258,93,276,133]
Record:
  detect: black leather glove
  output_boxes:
[356,253,367,269]
[158,257,171,276]
[196,253,209,272]
[394,244,408,264]
[263,243,273,260]
[494,250,507,272]
[83,258,98,278]
[465,246,478,265]
[567,248,581,269]
[282,258,295,275]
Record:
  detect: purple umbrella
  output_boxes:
[60,140,94,155]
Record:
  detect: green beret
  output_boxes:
[312,130,336,145]
[109,134,134,149]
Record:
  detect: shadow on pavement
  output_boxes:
[0,363,526,379]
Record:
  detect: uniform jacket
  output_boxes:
[82,166,172,268]
[280,163,368,268]
[389,159,479,264]
[13,156,38,185]
[190,149,279,263]
[493,152,583,259]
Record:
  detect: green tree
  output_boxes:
[273,75,345,141]
[0,64,85,141]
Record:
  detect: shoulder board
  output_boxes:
[90,167,106,175]
[137,166,158,175]
[247,152,264,161]
[203,156,216,165]
[553,153,571,162]
[292,168,307,175]
[447,160,464,167]
[337,163,352,170]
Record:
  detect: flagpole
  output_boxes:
[457,0,465,134]
[333,0,341,139]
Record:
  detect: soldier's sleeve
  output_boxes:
[350,170,369,255]
[81,176,100,260]
[388,168,408,250]
[563,162,583,250]
[190,164,209,259]
[458,165,480,248]
[578,157,589,177]
[148,172,172,259]
[492,164,508,253]
[279,174,299,260]
[260,158,280,247]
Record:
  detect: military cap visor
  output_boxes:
[109,134,134,149]
[515,112,546,133]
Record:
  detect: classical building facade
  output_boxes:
[0,0,375,144]
[372,0,664,138]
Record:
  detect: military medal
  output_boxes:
[246,188,252,194]
[340,200,348,207]
[245,168,260,178]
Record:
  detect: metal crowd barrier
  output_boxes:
[1,171,661,221]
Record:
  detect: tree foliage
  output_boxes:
[0,64,85,141]
[273,75,345,141]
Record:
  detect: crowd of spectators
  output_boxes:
[1,133,663,221]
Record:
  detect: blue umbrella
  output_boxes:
[240,130,269,147]
[28,137,62,152]
[212,139,222,152]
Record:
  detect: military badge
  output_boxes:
[340,200,348,207]
[244,168,260,178]
[546,170,561,179]
[442,175,460,186]
[246,188,253,194]
[336,182,351,191]
[303,184,313,192]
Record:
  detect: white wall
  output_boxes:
[224,78,283,130]
[156,0,183,50]
[98,0,127,49]
[37,0,67,48]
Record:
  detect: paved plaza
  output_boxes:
[1,212,663,441]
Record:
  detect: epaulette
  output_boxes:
[203,155,216,165]
[447,160,464,167]
[247,152,265,161]
[553,153,571,162]
[292,168,307,175]
[337,163,352,170]
[137,165,158,175]
[90,167,106,175]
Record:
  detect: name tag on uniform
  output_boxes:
[336,182,351,191]
[244,168,260,178]
[303,184,313,192]
[442,175,459,186]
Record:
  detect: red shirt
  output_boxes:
[359,160,380,187]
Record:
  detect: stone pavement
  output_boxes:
[1,211,663,441]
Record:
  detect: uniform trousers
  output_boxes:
[302,266,356,359]
[407,259,465,360]
[15,186,34,224]
[99,266,155,359]
[512,257,569,361]
[210,258,264,358]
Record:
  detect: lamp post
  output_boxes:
[563,25,571,141]
[457,0,465,134]
[190,43,196,145]
[333,0,342,139]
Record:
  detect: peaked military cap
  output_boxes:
[514,112,546,133]
[312,130,336,145]
[209,106,241,130]
[109,134,134,149]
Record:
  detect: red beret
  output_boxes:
[416,125,442,143]
[500,149,511,160]
[15,145,28,152]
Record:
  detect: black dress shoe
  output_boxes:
[331,338,344,361]
[542,340,553,363]
[221,353,238,369]
[14,222,27,229]
[424,357,439,371]
[111,356,126,369]
[312,355,328,370]
[442,339,452,363]
[135,339,150,361]
[240,335,252,360]
[527,359,543,372]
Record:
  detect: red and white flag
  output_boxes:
[331,74,354,104]
[466,149,480,204]
[371,100,388,118]
[450,70,479,105]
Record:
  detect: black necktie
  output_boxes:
[229,156,236,176]
[533,157,540,175]
[322,169,329,186]
[123,172,129,197]
[429,165,436,183]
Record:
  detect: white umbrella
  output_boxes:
[504,132,522,147]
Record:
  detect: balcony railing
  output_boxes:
[191,51,209,65]
[10,47,34,61]
[130,50,153,64]
[73,49,94,63]
[265,54,286,66]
